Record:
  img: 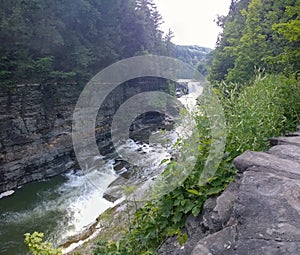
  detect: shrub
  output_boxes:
[24,232,62,255]
[218,74,300,159]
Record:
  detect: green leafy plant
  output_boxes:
[24,232,62,255]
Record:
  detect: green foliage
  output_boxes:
[271,3,300,76]
[93,240,134,255]
[0,0,167,86]
[272,5,300,42]
[171,45,211,68]
[24,74,299,255]
[209,0,250,82]
[33,57,55,81]
[20,2,300,254]
[93,95,235,255]
[196,62,209,76]
[209,0,300,83]
[217,74,300,158]
[24,232,62,255]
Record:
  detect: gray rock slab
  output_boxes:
[158,181,240,255]
[236,170,300,241]
[233,151,300,178]
[191,226,237,255]
[268,145,300,163]
[162,135,300,255]
[233,239,300,255]
[191,169,300,255]
[286,131,300,136]
[193,238,300,255]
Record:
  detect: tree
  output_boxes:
[209,0,251,82]
[209,0,300,83]
[0,0,166,86]
[271,2,300,75]
[163,29,175,56]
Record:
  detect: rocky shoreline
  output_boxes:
[158,126,300,254]
[61,197,132,255]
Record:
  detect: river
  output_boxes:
[0,138,177,255]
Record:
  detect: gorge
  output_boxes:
[0,78,176,193]
[0,77,194,254]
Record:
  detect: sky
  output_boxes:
[152,0,232,49]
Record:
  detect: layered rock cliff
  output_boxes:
[0,78,173,193]
[0,83,80,192]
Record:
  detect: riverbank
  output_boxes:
[62,196,144,255]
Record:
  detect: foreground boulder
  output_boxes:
[159,127,300,255]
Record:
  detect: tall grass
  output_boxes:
[218,74,300,160]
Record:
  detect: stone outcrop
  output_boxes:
[0,78,174,193]
[159,126,300,255]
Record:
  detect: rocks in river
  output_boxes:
[103,161,143,203]
[158,128,300,255]
[113,159,130,174]
[129,112,175,143]
[103,172,141,203]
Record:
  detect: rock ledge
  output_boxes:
[159,127,300,255]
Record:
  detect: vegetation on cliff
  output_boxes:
[89,77,299,255]
[0,0,213,87]
[210,0,300,83]
[171,45,212,71]
[24,232,62,255]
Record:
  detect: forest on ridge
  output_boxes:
[0,0,169,86]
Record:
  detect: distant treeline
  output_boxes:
[171,45,212,75]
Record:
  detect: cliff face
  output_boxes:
[0,78,172,193]
[0,84,80,192]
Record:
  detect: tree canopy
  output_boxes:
[209,0,300,83]
[0,0,167,86]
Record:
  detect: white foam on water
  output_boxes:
[0,160,117,246]
[57,162,117,241]
[0,190,15,199]
[117,138,172,168]
[0,83,203,254]
[1,137,174,250]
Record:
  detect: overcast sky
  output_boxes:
[152,0,232,49]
